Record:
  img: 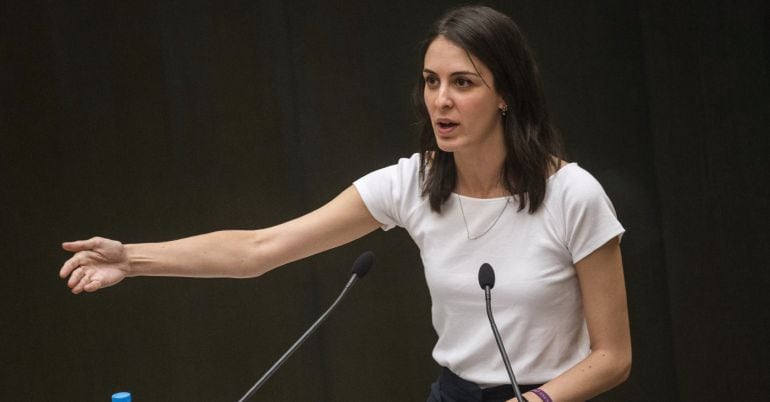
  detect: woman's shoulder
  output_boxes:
[356,153,422,191]
[387,153,422,178]
[547,162,610,202]
[400,152,421,167]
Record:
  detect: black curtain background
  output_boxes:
[2,1,768,401]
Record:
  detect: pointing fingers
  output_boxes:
[62,237,103,253]
[60,237,126,294]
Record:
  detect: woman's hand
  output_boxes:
[59,237,131,294]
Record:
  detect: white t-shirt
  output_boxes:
[353,153,625,386]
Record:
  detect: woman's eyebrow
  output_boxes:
[422,68,481,77]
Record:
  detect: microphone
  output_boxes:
[237,251,375,402]
[478,263,526,402]
[478,262,495,289]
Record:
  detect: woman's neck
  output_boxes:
[453,146,508,198]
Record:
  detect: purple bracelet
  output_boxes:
[531,388,553,402]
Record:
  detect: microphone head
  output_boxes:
[351,251,375,278]
[478,263,495,289]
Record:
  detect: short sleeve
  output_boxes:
[557,166,625,263]
[353,154,420,231]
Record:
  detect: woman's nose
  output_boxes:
[434,85,453,110]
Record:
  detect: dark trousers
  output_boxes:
[426,367,542,402]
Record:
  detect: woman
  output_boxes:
[59,6,630,402]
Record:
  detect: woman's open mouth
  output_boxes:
[436,121,459,134]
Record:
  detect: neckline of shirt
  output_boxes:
[451,162,578,201]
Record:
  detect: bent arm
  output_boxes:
[60,186,381,292]
[514,237,632,402]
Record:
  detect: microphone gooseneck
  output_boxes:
[237,252,375,402]
[479,263,525,402]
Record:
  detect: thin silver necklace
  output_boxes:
[456,194,511,240]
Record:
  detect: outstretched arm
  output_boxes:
[59,186,381,294]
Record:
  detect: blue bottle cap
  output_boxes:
[112,391,131,402]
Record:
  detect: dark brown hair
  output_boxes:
[415,5,565,213]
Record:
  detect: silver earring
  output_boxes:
[500,105,508,116]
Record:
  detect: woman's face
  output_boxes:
[422,36,506,154]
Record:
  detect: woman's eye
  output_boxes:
[455,78,471,87]
[424,76,438,86]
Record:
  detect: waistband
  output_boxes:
[440,367,542,401]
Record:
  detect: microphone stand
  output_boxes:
[237,252,374,402]
[483,285,526,402]
[479,263,526,402]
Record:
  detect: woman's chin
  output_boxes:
[435,137,460,153]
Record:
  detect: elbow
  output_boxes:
[238,228,280,278]
[618,354,632,384]
[233,266,267,279]
[613,348,632,386]
[594,346,632,388]
[228,229,273,279]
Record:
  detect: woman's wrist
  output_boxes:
[529,388,552,402]
[522,391,536,402]
[510,392,537,402]
[123,243,145,277]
